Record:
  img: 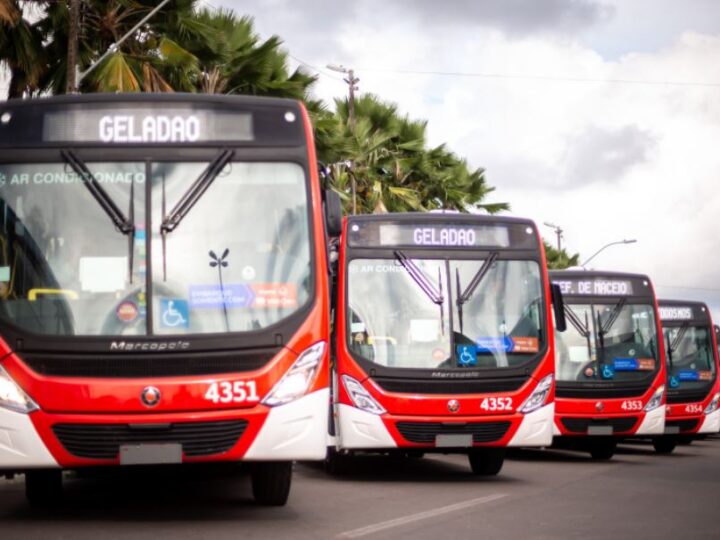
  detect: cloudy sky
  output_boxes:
[211,0,720,319]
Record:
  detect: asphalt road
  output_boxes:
[1,438,719,539]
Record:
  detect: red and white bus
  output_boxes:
[0,94,338,505]
[329,213,566,475]
[551,270,667,459]
[656,300,720,451]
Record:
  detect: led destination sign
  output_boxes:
[554,279,635,296]
[659,306,695,321]
[42,107,253,144]
[348,220,538,249]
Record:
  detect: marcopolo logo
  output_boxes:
[109,340,191,351]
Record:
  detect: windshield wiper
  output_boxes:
[601,297,627,334]
[61,149,135,282]
[565,305,593,373]
[455,252,498,334]
[160,149,234,280]
[394,250,445,335]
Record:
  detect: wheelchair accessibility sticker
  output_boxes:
[456,344,478,367]
[161,299,190,329]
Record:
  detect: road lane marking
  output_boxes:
[337,493,508,538]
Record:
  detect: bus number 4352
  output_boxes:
[205,381,260,404]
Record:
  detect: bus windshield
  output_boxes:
[346,257,544,370]
[0,161,311,336]
[664,325,716,388]
[555,302,660,382]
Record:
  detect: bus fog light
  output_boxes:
[518,374,553,414]
[644,384,665,412]
[704,393,720,415]
[341,375,386,415]
[0,365,39,414]
[262,342,326,407]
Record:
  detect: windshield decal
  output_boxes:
[475,336,539,353]
[160,299,190,329]
[116,301,139,323]
[79,257,127,293]
[456,345,478,367]
[601,364,615,379]
[676,369,713,382]
[612,358,655,371]
[188,283,298,309]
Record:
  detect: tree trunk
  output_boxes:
[65,0,80,93]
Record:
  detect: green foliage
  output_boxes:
[1,2,506,216]
[316,94,508,214]
[544,240,580,269]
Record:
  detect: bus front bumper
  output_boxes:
[336,403,554,450]
[0,388,328,470]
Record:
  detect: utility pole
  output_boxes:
[326,64,359,126]
[544,222,564,251]
[327,64,360,214]
[66,0,81,93]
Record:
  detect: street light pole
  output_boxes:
[581,239,638,268]
[543,222,564,251]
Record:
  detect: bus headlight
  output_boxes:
[341,374,386,415]
[517,374,553,414]
[262,342,326,407]
[704,392,720,415]
[0,364,38,414]
[644,385,665,412]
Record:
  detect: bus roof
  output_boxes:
[658,299,712,325]
[550,269,655,300]
[0,93,305,148]
[345,212,539,251]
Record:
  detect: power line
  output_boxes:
[353,66,720,88]
[288,54,345,82]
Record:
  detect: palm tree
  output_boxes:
[318,94,508,215]
[0,0,48,98]
[544,241,580,269]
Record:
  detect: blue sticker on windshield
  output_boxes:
[160,299,189,329]
[476,337,514,353]
[601,364,615,379]
[613,358,639,371]
[189,284,255,309]
[456,345,478,367]
[678,370,699,382]
[669,375,680,388]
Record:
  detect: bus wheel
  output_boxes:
[588,438,616,461]
[251,462,292,506]
[653,436,677,454]
[468,448,506,476]
[25,469,63,507]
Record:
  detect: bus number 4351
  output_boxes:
[205,381,260,404]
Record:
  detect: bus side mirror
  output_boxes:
[551,283,567,332]
[325,189,343,237]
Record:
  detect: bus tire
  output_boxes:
[653,436,677,454]
[251,462,292,506]
[588,438,616,461]
[25,469,62,507]
[468,448,505,476]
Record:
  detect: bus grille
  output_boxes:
[560,417,639,434]
[52,420,248,459]
[20,349,277,378]
[666,419,700,433]
[667,387,712,404]
[374,377,526,395]
[395,421,511,444]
